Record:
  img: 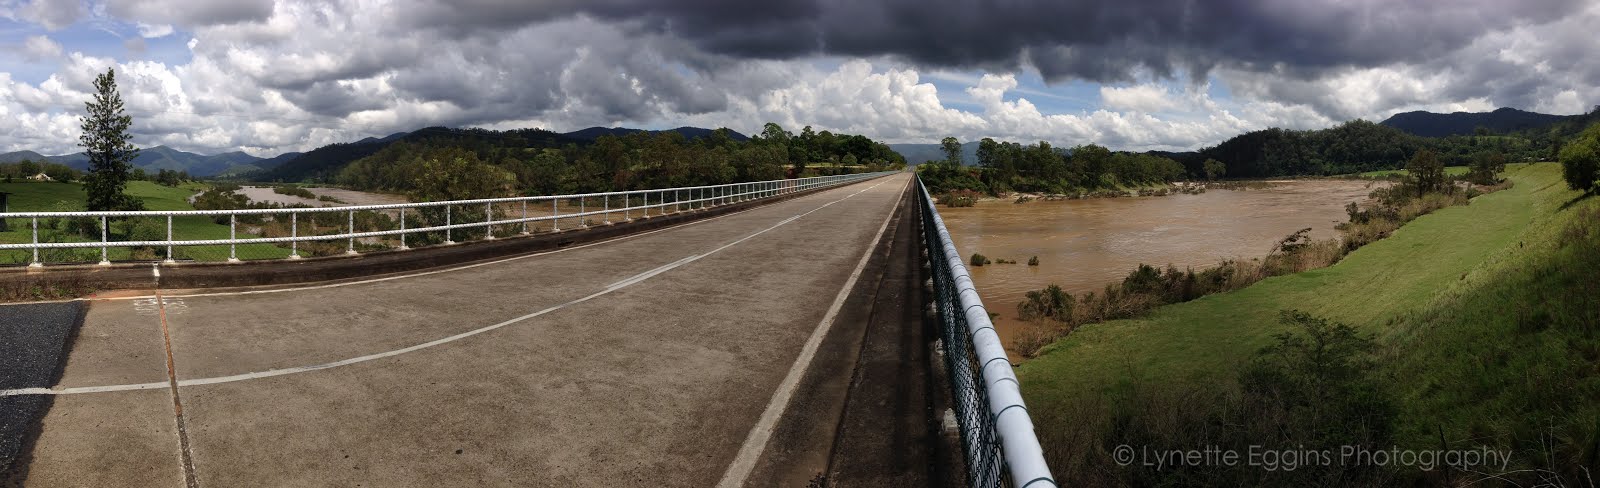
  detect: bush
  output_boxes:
[1027,255,1039,266]
[1559,122,1600,193]
[938,189,982,207]
[1018,284,1073,322]
[118,217,168,260]
[969,253,990,267]
[1239,311,1394,456]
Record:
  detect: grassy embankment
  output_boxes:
[0,180,290,264]
[1019,162,1599,484]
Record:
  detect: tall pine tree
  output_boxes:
[80,68,142,211]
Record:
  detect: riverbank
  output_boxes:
[938,178,1382,359]
[1016,163,1598,484]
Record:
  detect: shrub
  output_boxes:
[969,253,990,267]
[1559,122,1600,193]
[118,216,167,260]
[1018,284,1073,322]
[1120,263,1163,295]
[1239,311,1394,452]
[1027,255,1039,266]
[938,189,982,207]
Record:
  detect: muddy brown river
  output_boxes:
[938,179,1387,359]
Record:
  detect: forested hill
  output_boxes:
[253,126,757,183]
[256,127,579,182]
[1163,107,1600,179]
[331,123,903,200]
[1381,107,1571,138]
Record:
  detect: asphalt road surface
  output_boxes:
[2,174,924,487]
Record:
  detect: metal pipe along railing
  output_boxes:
[0,172,895,266]
[917,176,1056,488]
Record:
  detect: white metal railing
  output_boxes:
[917,176,1055,487]
[0,172,894,267]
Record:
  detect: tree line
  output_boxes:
[918,136,1187,195]
[0,160,80,182]
[2,159,195,187]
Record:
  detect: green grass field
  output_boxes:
[1017,162,1599,480]
[0,180,290,264]
[1355,165,1471,178]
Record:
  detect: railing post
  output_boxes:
[484,202,496,240]
[443,205,454,244]
[624,193,632,222]
[579,197,587,228]
[397,208,408,250]
[99,215,110,266]
[290,212,301,258]
[552,199,559,232]
[346,210,357,254]
[603,194,611,225]
[230,214,240,262]
[164,215,175,264]
[28,217,40,268]
[520,200,529,235]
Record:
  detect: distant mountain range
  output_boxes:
[0,126,747,179]
[0,145,265,176]
[562,126,749,142]
[1379,107,1575,138]
[10,108,1580,178]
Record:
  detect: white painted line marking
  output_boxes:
[605,255,701,291]
[715,176,907,488]
[0,177,899,398]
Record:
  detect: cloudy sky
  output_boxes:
[1,0,1596,157]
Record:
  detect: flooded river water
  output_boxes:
[938,179,1386,358]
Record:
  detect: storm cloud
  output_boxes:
[0,0,1596,156]
[402,0,1589,83]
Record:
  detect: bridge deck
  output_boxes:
[12,174,917,487]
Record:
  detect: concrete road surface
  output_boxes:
[6,174,914,487]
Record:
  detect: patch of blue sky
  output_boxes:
[0,17,192,85]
